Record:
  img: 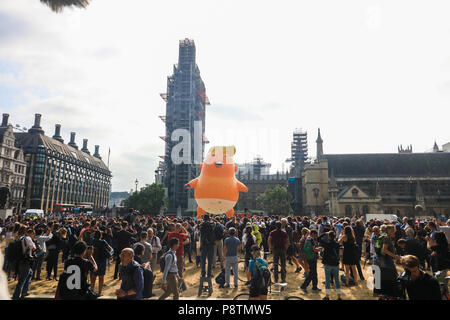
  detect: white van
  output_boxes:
[24,209,44,219]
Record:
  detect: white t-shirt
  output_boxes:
[21,236,36,257]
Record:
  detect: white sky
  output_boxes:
[0,0,449,192]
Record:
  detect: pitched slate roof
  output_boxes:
[324,153,450,178]
[14,132,110,174]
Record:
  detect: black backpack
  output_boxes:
[214,223,224,241]
[201,222,215,247]
[6,237,26,265]
[159,250,175,273]
[140,264,153,299]
[215,268,226,288]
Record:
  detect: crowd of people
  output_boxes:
[0,210,449,300]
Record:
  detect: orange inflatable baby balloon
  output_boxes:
[184,146,248,220]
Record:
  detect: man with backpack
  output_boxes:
[300,229,322,294]
[132,231,152,265]
[56,240,98,300]
[159,238,180,300]
[11,228,36,300]
[199,214,216,278]
[213,219,225,270]
[247,245,270,300]
[115,248,144,300]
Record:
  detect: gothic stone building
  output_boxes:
[302,129,450,218]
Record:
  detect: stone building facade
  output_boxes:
[303,129,450,218]
[0,114,27,213]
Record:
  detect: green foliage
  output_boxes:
[256,185,293,216]
[122,183,167,216]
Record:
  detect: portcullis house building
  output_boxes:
[13,114,112,213]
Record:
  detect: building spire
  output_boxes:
[316,128,323,159]
[433,141,439,152]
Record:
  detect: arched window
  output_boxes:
[345,205,352,216]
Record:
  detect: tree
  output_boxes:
[122,183,167,216]
[40,0,90,13]
[256,185,293,216]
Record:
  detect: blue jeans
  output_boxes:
[200,245,214,277]
[225,256,239,286]
[13,262,33,300]
[324,265,341,295]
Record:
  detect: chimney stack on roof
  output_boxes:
[93,145,101,159]
[68,132,78,149]
[81,139,90,155]
[52,124,64,143]
[28,113,44,134]
[1,114,9,127]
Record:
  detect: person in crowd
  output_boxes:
[268,221,288,283]
[116,248,144,300]
[45,224,62,281]
[320,231,342,300]
[281,218,302,272]
[426,231,450,274]
[168,223,188,290]
[339,226,360,286]
[57,240,98,300]
[400,255,441,300]
[297,227,310,276]
[183,221,194,264]
[300,229,322,294]
[91,230,113,296]
[159,238,180,300]
[222,227,241,288]
[148,228,161,272]
[243,225,257,274]
[33,227,52,281]
[113,221,137,279]
[247,245,269,300]
[199,214,216,279]
[133,231,152,265]
[212,219,225,269]
[12,228,36,300]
